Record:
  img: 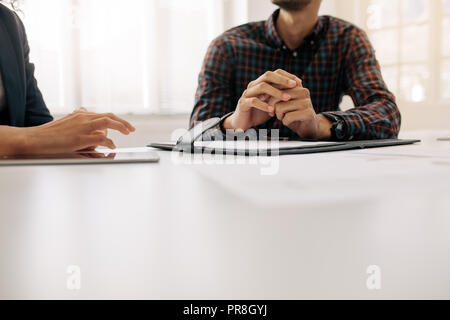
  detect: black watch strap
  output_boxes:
[322,113,347,141]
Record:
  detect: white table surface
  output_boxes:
[0,131,449,300]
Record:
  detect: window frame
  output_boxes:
[355,0,450,109]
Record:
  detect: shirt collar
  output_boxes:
[265,9,324,49]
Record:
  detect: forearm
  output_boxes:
[0,126,29,156]
[339,27,402,140]
[323,99,401,140]
[191,36,235,129]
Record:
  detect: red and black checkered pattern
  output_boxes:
[190,10,401,140]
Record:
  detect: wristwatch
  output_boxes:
[323,114,347,141]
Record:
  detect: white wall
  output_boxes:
[245,0,350,22]
[247,0,277,22]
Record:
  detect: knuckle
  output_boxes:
[259,82,269,90]
[302,88,311,98]
[100,117,109,126]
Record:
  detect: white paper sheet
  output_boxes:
[194,140,340,151]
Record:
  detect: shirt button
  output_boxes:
[310,40,315,46]
[293,52,298,57]
[282,45,287,50]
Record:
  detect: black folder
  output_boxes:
[148,139,420,156]
[148,115,420,156]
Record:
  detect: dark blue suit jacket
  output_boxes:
[0,4,53,127]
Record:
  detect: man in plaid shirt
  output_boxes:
[190,0,401,141]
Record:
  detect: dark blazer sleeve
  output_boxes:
[15,13,53,127]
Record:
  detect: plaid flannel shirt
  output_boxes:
[190,10,401,140]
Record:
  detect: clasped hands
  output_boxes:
[223,69,332,140]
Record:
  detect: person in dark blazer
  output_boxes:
[0,1,136,156]
[0,0,53,127]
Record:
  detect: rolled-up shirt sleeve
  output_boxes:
[323,27,401,140]
[190,37,235,129]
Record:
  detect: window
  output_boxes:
[364,0,450,105]
[20,0,247,115]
